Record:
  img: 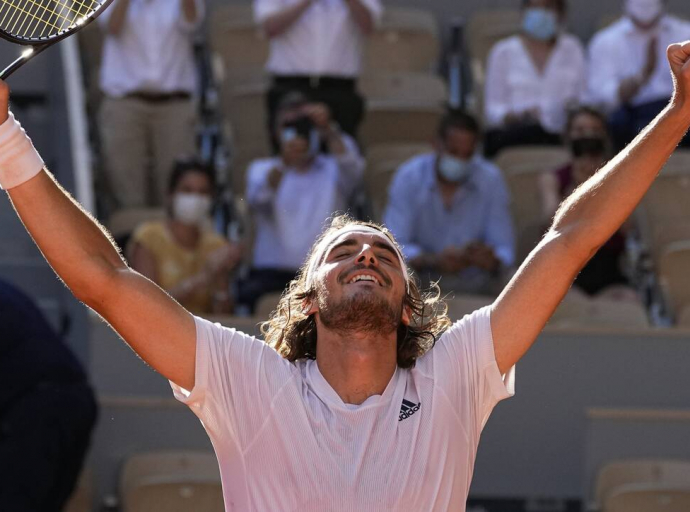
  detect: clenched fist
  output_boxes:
[668,41,690,110]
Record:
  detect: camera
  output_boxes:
[281,116,314,142]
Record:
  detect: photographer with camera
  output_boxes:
[240,93,364,311]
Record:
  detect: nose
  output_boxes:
[356,244,378,266]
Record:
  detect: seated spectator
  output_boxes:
[240,93,365,311]
[384,111,515,296]
[588,0,690,150]
[484,0,586,158]
[539,106,639,300]
[98,0,204,209]
[128,158,241,315]
[0,279,98,511]
[254,0,382,152]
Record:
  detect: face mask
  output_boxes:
[625,0,663,25]
[438,154,472,183]
[172,193,212,226]
[522,7,559,41]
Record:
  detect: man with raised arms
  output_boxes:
[2,42,690,511]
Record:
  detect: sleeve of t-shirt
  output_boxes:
[169,316,297,448]
[432,306,515,438]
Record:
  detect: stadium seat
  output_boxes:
[549,295,649,329]
[209,3,269,86]
[603,483,690,512]
[658,241,690,319]
[493,146,570,175]
[121,451,223,512]
[255,291,284,321]
[363,7,440,73]
[359,71,447,106]
[360,104,443,149]
[444,294,494,320]
[595,459,690,508]
[363,142,431,221]
[64,468,92,512]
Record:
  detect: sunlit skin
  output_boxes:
[304,231,411,405]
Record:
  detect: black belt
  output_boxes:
[272,75,357,91]
[125,91,191,103]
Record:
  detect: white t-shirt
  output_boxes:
[484,34,587,134]
[171,306,515,511]
[254,0,383,77]
[98,0,204,97]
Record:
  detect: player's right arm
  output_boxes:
[1,86,197,391]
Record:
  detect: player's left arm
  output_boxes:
[490,41,690,375]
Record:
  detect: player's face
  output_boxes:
[311,231,410,331]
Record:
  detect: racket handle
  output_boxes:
[0,45,48,81]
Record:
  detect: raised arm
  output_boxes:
[0,84,197,390]
[490,41,690,374]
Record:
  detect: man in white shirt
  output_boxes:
[98,0,204,209]
[239,92,364,311]
[3,39,690,512]
[588,0,690,149]
[254,0,382,151]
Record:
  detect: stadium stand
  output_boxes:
[658,240,690,321]
[121,451,223,512]
[254,290,283,321]
[603,483,690,512]
[445,294,493,319]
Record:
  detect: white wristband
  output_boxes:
[0,112,45,190]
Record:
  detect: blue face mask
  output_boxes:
[522,7,558,41]
[438,154,472,183]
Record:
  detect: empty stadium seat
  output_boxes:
[549,295,649,329]
[502,167,548,262]
[604,483,690,512]
[363,142,431,221]
[255,291,284,321]
[363,8,440,73]
[359,71,447,106]
[595,459,690,508]
[107,207,166,243]
[121,451,223,512]
[360,104,442,149]
[209,3,269,86]
[658,241,690,319]
[64,468,92,512]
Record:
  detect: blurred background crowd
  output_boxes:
[4,0,690,510]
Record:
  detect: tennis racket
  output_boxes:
[0,0,114,80]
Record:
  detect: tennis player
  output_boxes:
[2,42,690,511]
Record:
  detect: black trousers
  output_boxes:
[237,268,297,314]
[484,123,562,158]
[267,75,365,153]
[609,98,690,151]
[0,381,98,512]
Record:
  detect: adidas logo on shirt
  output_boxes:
[399,398,421,421]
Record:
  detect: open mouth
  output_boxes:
[347,274,383,286]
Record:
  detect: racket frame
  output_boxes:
[0,0,115,79]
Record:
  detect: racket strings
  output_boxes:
[0,0,100,39]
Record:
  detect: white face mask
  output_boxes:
[625,0,663,25]
[172,193,212,226]
[438,153,473,183]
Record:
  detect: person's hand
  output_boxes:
[0,80,9,125]
[668,40,690,111]
[464,242,501,273]
[436,246,470,274]
[205,244,243,277]
[302,102,332,133]
[281,137,310,168]
[267,165,284,189]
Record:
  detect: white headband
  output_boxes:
[305,225,409,290]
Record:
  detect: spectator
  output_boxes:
[484,0,586,158]
[98,0,204,209]
[539,106,638,300]
[240,93,365,311]
[128,158,242,315]
[384,111,515,296]
[254,0,382,152]
[588,0,690,150]
[0,279,98,511]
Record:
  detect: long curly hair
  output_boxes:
[261,215,452,368]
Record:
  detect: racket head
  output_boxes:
[0,0,115,45]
